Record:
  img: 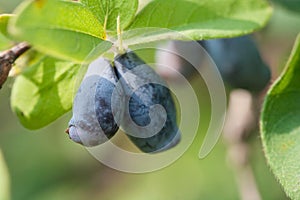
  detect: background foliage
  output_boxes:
[0,0,299,199]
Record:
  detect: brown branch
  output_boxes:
[0,42,31,89]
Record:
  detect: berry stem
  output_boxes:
[117,15,125,54]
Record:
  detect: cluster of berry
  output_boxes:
[66,50,180,153]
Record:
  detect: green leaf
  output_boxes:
[123,0,272,46]
[272,0,300,13]
[0,149,10,200]
[0,14,13,50]
[11,55,81,130]
[261,34,300,199]
[0,14,12,38]
[9,0,112,63]
[80,0,138,31]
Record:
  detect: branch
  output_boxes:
[0,42,31,89]
[223,89,261,200]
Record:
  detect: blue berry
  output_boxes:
[114,50,181,153]
[67,57,121,146]
[200,36,271,92]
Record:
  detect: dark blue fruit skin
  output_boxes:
[67,59,120,146]
[128,83,179,152]
[114,51,180,153]
[95,77,120,139]
[200,35,271,92]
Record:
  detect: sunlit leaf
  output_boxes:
[80,0,138,31]
[0,14,13,50]
[261,34,300,199]
[123,0,272,46]
[9,0,112,63]
[11,55,81,129]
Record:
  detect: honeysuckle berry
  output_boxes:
[156,36,271,92]
[200,36,271,92]
[114,50,181,153]
[67,57,122,146]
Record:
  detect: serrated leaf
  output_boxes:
[261,34,300,199]
[11,55,81,130]
[0,14,13,50]
[9,0,112,63]
[123,0,272,46]
[0,149,10,200]
[80,0,138,31]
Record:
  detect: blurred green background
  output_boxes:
[1,0,299,199]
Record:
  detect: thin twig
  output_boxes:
[0,42,31,89]
[223,89,261,200]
